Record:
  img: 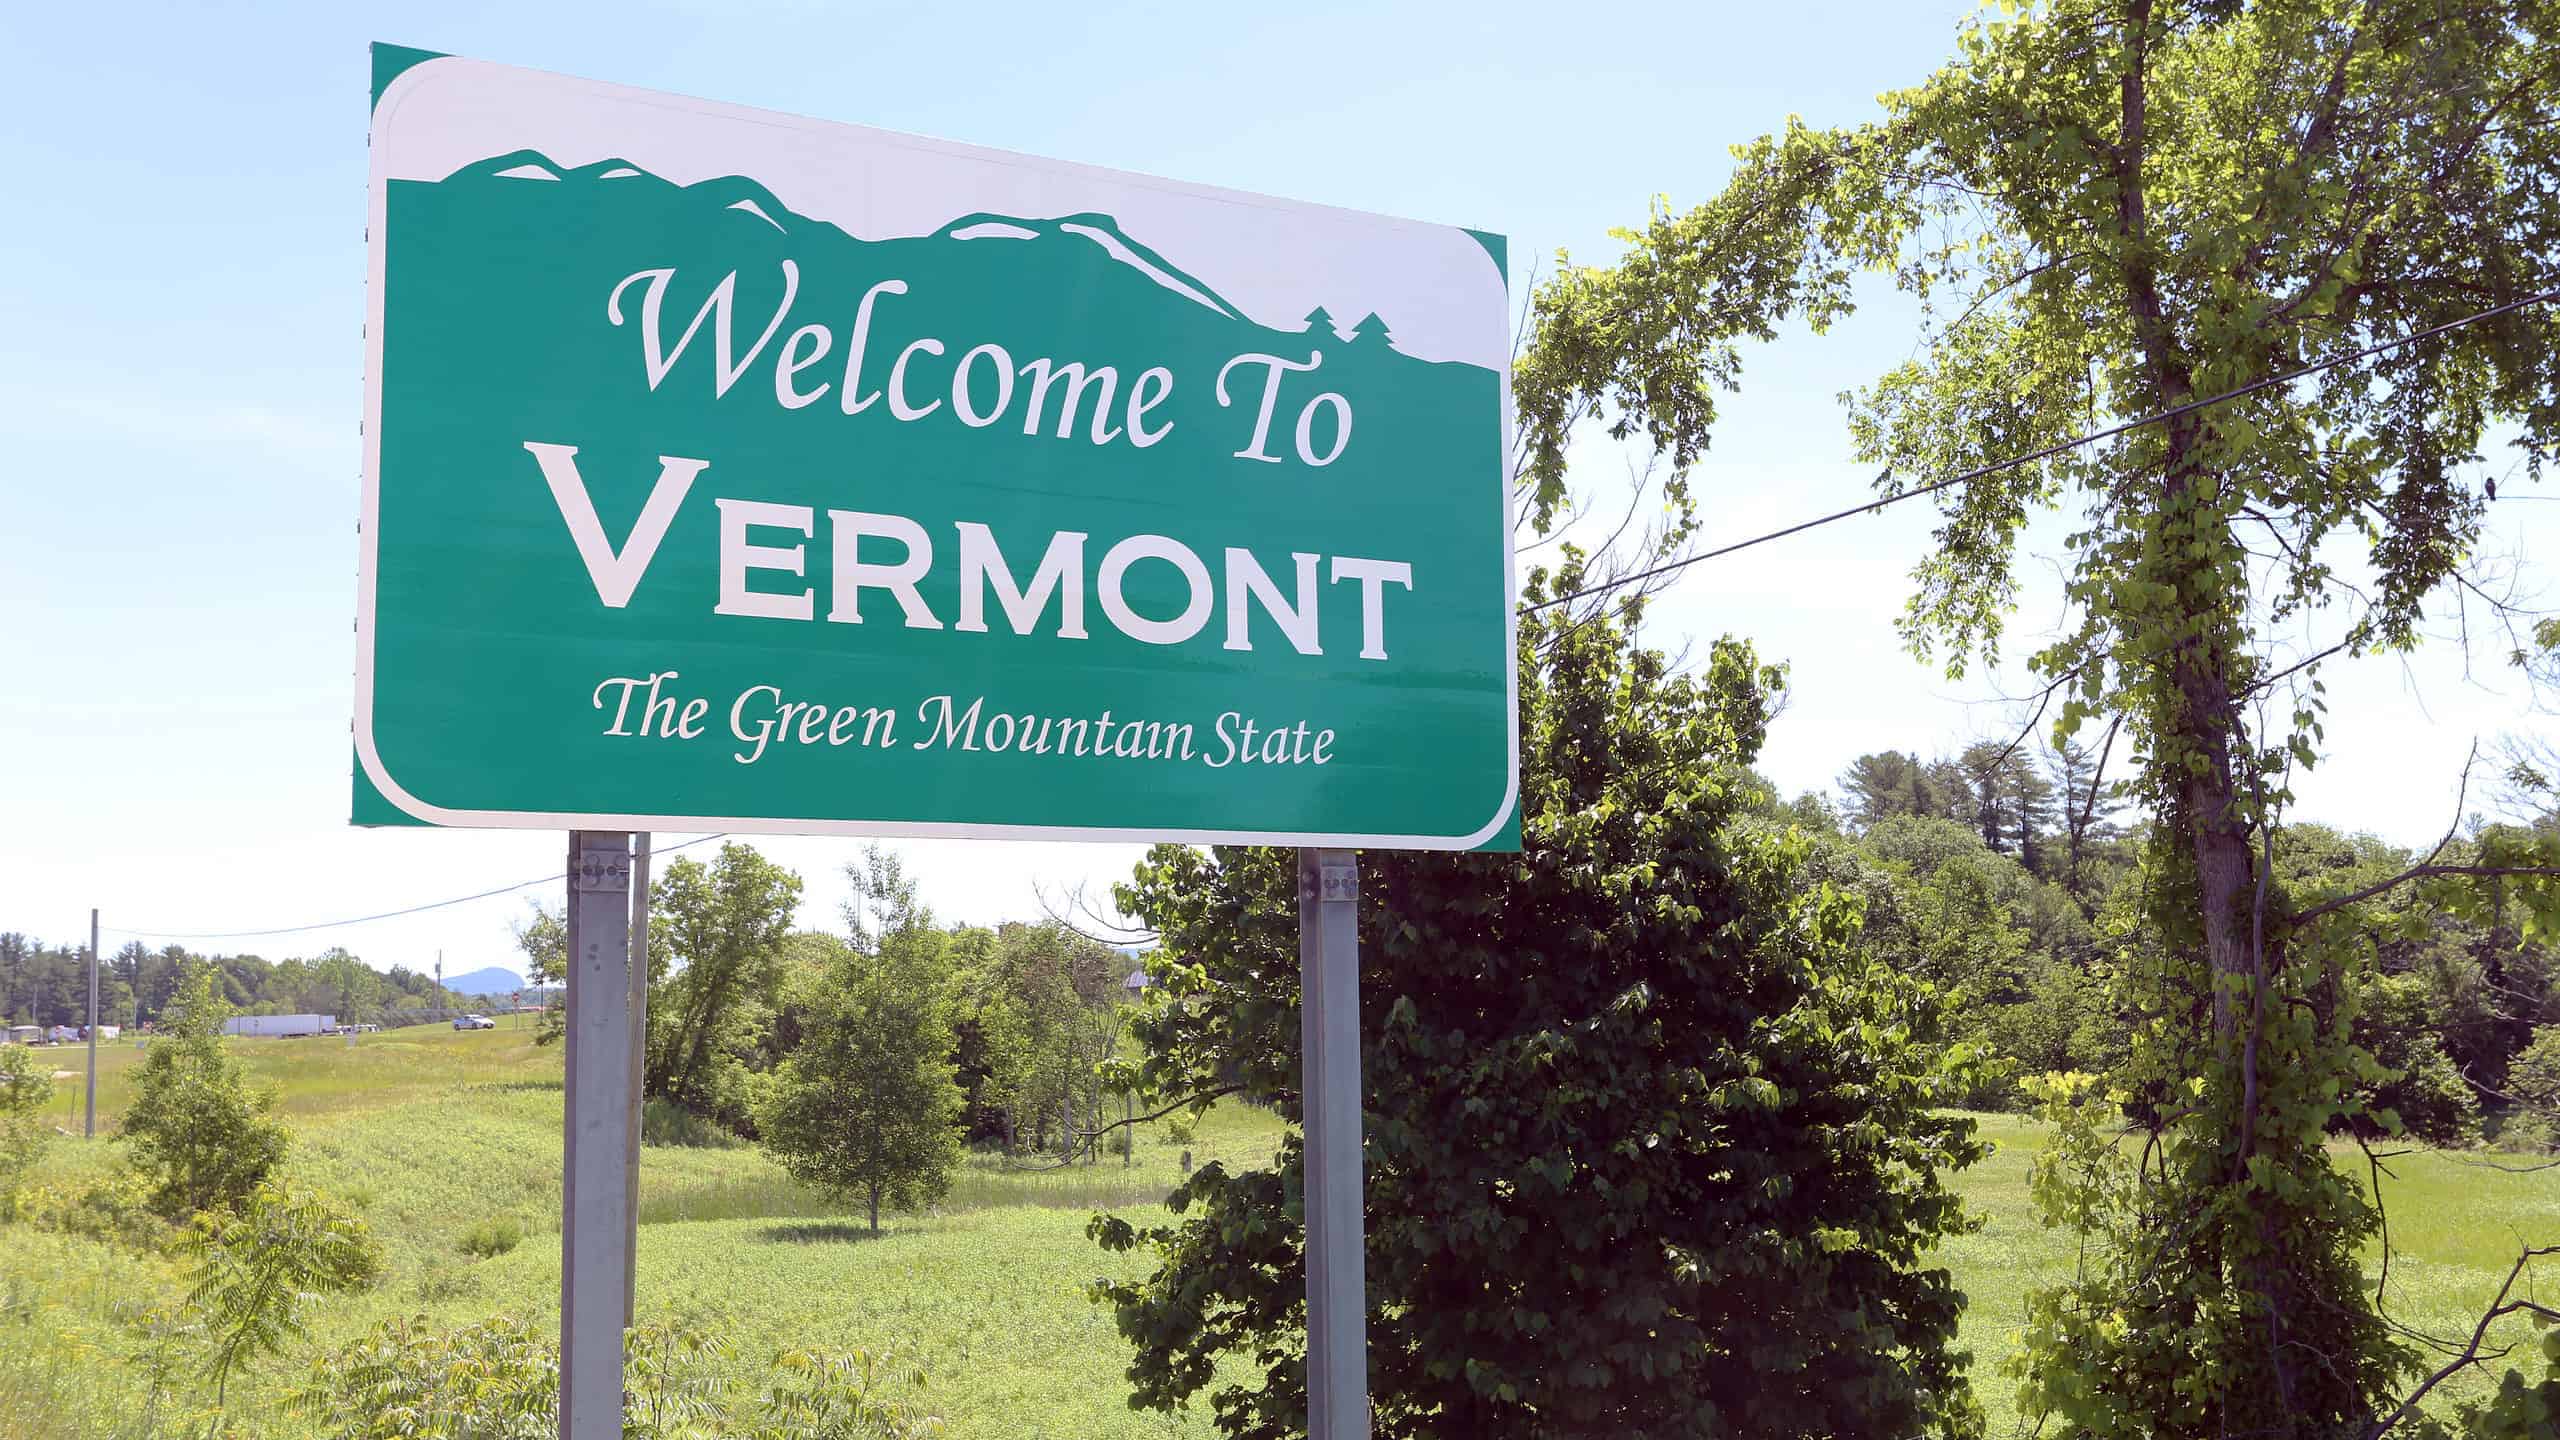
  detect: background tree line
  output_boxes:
[0,937,463,1032]
[516,841,1153,1189]
[1796,741,2559,1144]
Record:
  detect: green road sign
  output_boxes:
[358,48,1514,848]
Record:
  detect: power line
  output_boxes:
[104,833,727,942]
[1520,287,2560,615]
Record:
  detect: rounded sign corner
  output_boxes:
[353,718,450,828]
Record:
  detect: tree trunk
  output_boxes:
[2113,3,2296,1411]
[869,1182,879,1235]
[2110,0,2258,1049]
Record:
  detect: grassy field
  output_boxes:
[1,1027,2551,1437]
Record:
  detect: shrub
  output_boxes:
[749,1346,946,1440]
[182,1181,382,1405]
[412,1266,483,1305]
[120,962,290,1219]
[641,1097,747,1149]
[297,1314,946,1440]
[297,1313,558,1440]
[459,1215,526,1259]
[20,1169,172,1252]
[0,1044,50,1204]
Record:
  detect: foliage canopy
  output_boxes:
[1094,580,1988,1440]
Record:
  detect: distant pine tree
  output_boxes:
[1348,311,1391,347]
[1839,750,1933,828]
[1300,305,1340,342]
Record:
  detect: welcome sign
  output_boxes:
[356,46,1515,848]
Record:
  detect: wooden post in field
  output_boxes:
[84,909,99,1139]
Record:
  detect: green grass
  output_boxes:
[5,1027,1283,1439]
[25,1020,555,1132]
[4,1031,2554,1437]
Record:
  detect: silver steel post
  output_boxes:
[1299,848,1368,1440]
[624,833,651,1327]
[561,832,636,1439]
[85,909,99,1139]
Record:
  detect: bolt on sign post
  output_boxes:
[358,44,1515,1440]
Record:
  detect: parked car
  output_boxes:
[452,1014,497,1031]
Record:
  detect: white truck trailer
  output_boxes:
[219,1014,336,1038]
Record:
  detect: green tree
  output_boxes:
[2047,729,2130,899]
[1514,3,2560,1430]
[1839,749,1941,827]
[515,902,568,1046]
[646,843,804,1123]
[842,842,925,954]
[946,924,1037,1149]
[291,948,383,1028]
[120,960,289,1219]
[755,883,964,1234]
[970,919,1126,1160]
[2508,1025,2560,1146]
[1091,584,1986,1440]
[107,939,149,1027]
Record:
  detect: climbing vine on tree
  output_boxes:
[1515,1,2560,1432]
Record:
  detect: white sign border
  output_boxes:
[354,51,1519,851]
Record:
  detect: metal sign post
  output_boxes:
[624,833,651,1327]
[1299,849,1368,1440]
[561,832,636,1439]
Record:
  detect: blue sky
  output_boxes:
[1,1,2549,976]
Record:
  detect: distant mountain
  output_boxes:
[444,966,527,998]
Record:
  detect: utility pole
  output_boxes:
[84,909,99,1139]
